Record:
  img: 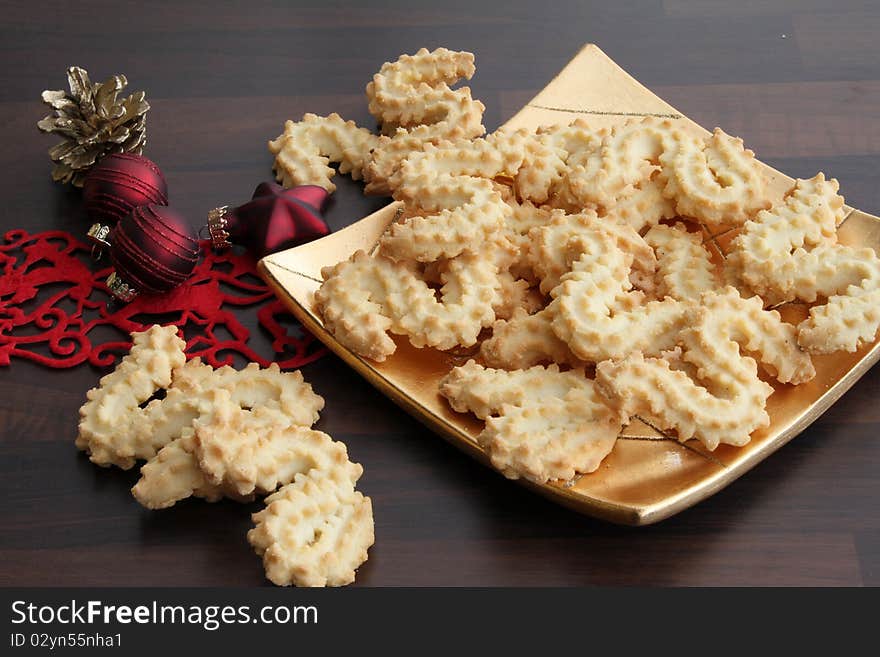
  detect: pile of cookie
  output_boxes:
[271,47,880,485]
[76,325,373,587]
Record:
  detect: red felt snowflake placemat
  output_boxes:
[0,229,326,369]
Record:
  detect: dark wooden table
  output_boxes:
[2,0,878,586]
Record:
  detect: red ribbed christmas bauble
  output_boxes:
[83,153,168,225]
[108,204,198,300]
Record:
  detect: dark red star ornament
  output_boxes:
[207,182,331,258]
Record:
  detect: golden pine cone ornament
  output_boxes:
[37,66,149,186]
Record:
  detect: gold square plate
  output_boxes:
[259,44,880,525]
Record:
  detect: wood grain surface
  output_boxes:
[1,0,878,587]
